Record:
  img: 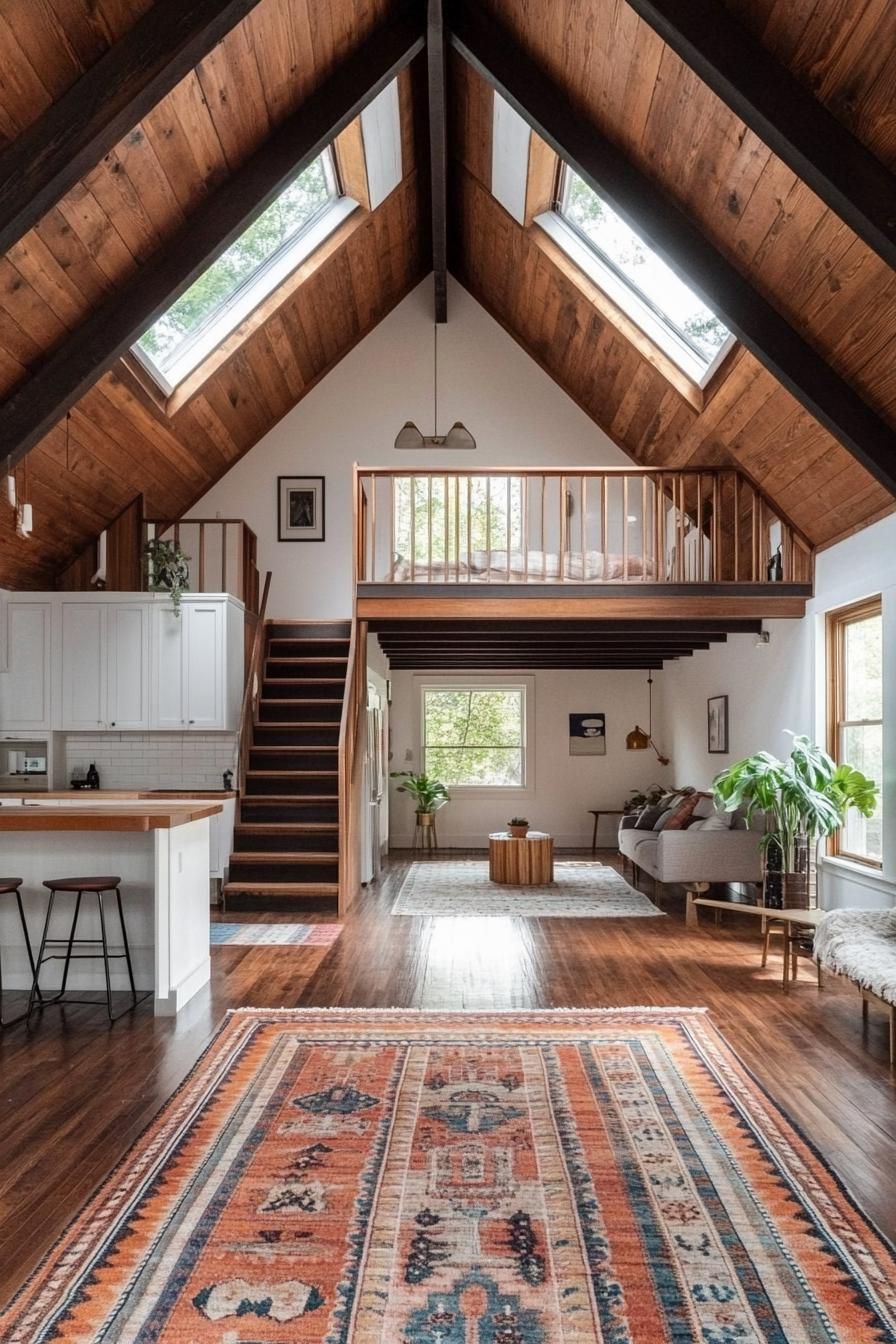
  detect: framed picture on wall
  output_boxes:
[569,713,607,755]
[707,694,729,754]
[278,476,325,541]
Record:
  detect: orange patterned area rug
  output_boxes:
[3,1008,896,1343]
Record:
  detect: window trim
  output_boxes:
[133,152,353,395]
[417,676,533,793]
[826,594,883,869]
[542,169,736,392]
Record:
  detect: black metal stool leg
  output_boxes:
[15,890,41,996]
[27,890,56,1020]
[115,888,138,1007]
[57,890,84,999]
[96,890,114,1022]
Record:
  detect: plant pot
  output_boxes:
[509,825,529,838]
[416,811,435,827]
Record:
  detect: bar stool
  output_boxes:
[28,876,149,1023]
[0,879,41,1027]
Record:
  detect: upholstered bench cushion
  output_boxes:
[814,909,896,1004]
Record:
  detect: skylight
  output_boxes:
[133,150,351,394]
[544,168,735,386]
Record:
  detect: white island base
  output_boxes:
[0,810,215,1016]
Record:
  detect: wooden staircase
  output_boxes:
[223,620,351,909]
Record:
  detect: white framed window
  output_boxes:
[132,149,354,393]
[539,166,735,388]
[827,596,883,867]
[420,680,530,789]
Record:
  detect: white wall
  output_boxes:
[657,511,896,909]
[388,668,675,848]
[193,278,628,618]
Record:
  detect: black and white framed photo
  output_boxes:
[569,712,607,756]
[278,476,325,542]
[707,694,729,754]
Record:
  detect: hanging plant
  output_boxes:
[143,538,191,616]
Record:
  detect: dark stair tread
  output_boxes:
[246,770,338,778]
[240,793,339,801]
[222,881,339,896]
[230,851,339,862]
[235,817,339,827]
[249,746,338,753]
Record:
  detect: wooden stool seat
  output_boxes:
[0,878,23,894]
[43,876,122,893]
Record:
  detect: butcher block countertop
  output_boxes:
[0,800,223,831]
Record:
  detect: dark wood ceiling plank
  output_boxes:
[449,1,896,498]
[625,0,896,271]
[0,0,268,258]
[0,9,426,473]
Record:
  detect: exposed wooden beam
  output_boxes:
[449,2,896,497]
[371,618,761,633]
[0,8,425,470]
[625,0,896,274]
[0,0,265,259]
[427,0,448,322]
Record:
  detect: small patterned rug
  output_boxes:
[392,859,663,916]
[211,923,342,947]
[3,1008,895,1342]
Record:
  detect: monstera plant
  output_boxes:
[713,733,878,907]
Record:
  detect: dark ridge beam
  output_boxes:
[0,0,265,258]
[626,0,896,273]
[0,7,425,469]
[427,0,448,321]
[449,2,896,496]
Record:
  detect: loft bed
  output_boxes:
[353,466,814,620]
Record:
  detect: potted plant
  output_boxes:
[390,771,449,829]
[144,538,191,616]
[507,816,530,838]
[713,733,878,909]
[623,784,665,815]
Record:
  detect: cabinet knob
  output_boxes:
[110,722,116,727]
[189,719,195,725]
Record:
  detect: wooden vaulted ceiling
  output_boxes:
[0,0,894,587]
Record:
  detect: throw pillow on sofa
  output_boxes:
[635,804,667,830]
[659,792,702,830]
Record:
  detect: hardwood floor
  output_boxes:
[1,849,894,1308]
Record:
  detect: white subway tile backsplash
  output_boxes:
[65,732,237,790]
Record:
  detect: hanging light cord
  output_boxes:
[433,321,438,437]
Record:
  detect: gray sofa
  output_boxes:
[618,795,764,905]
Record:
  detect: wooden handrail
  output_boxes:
[337,613,367,914]
[236,571,271,796]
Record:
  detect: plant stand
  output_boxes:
[413,815,439,853]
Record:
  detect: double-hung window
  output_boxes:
[827,597,883,866]
[422,684,527,788]
[539,166,735,389]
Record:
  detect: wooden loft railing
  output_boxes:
[353,465,813,589]
[144,517,261,612]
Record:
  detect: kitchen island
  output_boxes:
[0,799,223,1016]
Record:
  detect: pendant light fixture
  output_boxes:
[394,321,475,450]
[625,671,670,765]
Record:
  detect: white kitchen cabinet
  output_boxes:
[2,593,242,735]
[152,598,239,731]
[0,602,52,730]
[106,604,150,729]
[61,603,106,729]
[61,601,151,730]
[184,601,224,728]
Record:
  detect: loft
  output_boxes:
[353,465,814,621]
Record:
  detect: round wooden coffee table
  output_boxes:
[488,832,554,884]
